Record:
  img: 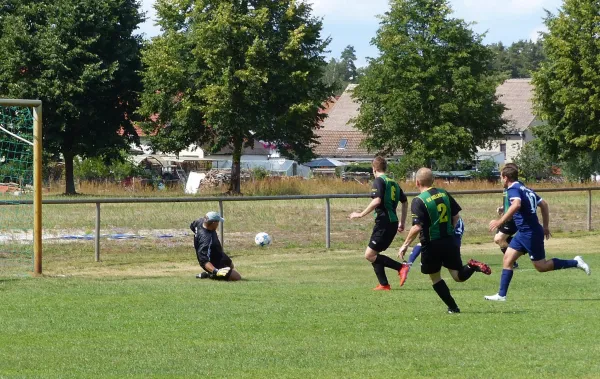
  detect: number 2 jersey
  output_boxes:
[411,187,462,244]
[506,181,543,232]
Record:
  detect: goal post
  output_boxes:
[0,99,42,275]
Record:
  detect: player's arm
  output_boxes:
[350,178,382,219]
[398,188,408,231]
[538,199,551,239]
[399,224,421,259]
[399,199,423,259]
[350,197,381,219]
[452,213,460,228]
[398,200,408,231]
[489,198,520,231]
[448,193,462,227]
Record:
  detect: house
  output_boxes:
[477,78,540,165]
[313,84,402,162]
[315,79,540,167]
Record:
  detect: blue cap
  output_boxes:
[205,211,224,222]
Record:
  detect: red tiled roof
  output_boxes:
[313,130,372,158]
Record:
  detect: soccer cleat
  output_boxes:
[196,272,210,279]
[447,307,461,314]
[373,284,391,291]
[468,259,492,275]
[574,256,591,275]
[513,262,519,269]
[399,262,410,286]
[484,293,506,302]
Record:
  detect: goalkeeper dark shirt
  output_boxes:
[190,218,224,267]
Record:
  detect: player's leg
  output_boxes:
[485,237,524,301]
[367,224,404,289]
[423,244,460,313]
[399,243,422,286]
[407,243,422,266]
[445,243,491,283]
[526,236,584,273]
[495,229,518,269]
[219,253,242,281]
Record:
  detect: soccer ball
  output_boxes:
[254,232,271,247]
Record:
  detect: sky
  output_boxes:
[137,0,564,67]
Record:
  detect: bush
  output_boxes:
[514,141,553,182]
[471,158,497,181]
[250,167,269,180]
[74,154,147,182]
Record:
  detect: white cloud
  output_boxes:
[308,0,389,22]
[452,0,562,20]
[529,25,548,42]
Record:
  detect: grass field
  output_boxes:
[1,235,599,378]
[1,182,600,377]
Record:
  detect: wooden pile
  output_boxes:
[198,169,252,190]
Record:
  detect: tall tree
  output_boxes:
[532,0,600,162]
[340,45,358,82]
[140,0,332,194]
[353,0,507,164]
[0,0,143,194]
[321,45,359,96]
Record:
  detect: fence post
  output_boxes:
[587,190,592,232]
[219,200,224,247]
[95,202,101,262]
[325,198,331,249]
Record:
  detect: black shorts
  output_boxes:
[497,220,517,236]
[420,237,463,274]
[202,253,233,271]
[368,221,399,253]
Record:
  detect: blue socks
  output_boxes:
[552,258,578,270]
[498,269,514,297]
[408,244,422,264]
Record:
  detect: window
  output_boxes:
[500,143,506,158]
[338,139,348,149]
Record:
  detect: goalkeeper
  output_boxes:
[191,211,242,281]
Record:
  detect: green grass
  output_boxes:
[1,237,599,378]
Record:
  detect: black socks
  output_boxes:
[433,280,458,310]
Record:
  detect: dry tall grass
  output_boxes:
[45,177,600,197]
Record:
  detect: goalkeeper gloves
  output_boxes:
[212,267,231,280]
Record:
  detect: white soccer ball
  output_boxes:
[254,232,271,247]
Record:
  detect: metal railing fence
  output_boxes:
[3,187,599,263]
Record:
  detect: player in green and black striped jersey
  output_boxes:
[350,156,409,290]
[398,168,491,313]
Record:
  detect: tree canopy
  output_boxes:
[140,0,332,193]
[322,45,360,96]
[532,0,600,164]
[0,0,144,194]
[488,39,546,79]
[353,0,507,165]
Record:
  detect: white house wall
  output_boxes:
[478,129,534,164]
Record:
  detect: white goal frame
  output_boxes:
[0,99,43,275]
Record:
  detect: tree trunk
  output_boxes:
[63,151,77,195]
[229,137,242,194]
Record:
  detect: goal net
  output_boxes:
[0,100,42,276]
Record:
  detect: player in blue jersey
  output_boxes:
[485,165,590,301]
[399,217,465,285]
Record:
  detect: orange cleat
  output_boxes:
[399,263,410,286]
[373,284,391,291]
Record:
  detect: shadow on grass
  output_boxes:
[466,310,528,314]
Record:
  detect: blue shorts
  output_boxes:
[454,234,462,248]
[509,227,545,261]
